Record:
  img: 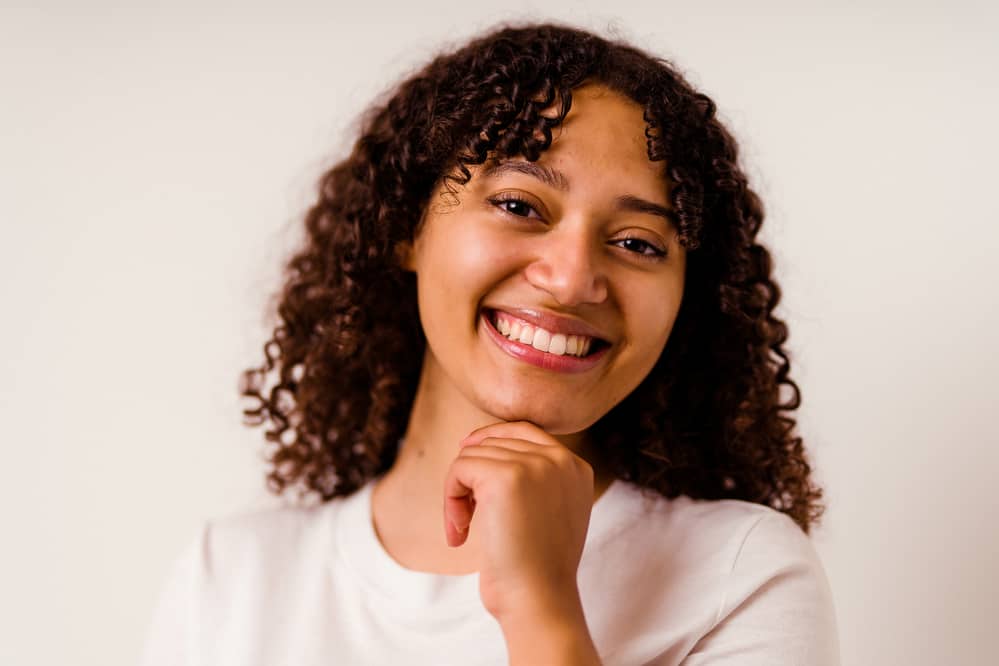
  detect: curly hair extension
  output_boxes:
[239,21,825,533]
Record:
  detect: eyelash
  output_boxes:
[487,194,668,261]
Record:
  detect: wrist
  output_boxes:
[498,590,601,666]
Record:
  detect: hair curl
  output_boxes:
[239,21,825,533]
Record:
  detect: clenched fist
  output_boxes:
[442,420,596,625]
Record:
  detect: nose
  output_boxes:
[523,228,609,306]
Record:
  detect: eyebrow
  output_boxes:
[481,159,570,191]
[479,159,676,226]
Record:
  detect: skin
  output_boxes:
[372,82,686,661]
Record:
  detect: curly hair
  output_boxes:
[239,21,826,533]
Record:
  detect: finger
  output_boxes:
[443,479,474,548]
[444,450,549,548]
[457,436,540,456]
[463,437,583,479]
[446,440,537,548]
[443,456,499,548]
[462,420,558,448]
[456,444,553,473]
[444,494,473,547]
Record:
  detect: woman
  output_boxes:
[141,21,839,665]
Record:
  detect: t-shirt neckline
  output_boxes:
[333,475,627,623]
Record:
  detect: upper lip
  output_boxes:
[485,306,612,342]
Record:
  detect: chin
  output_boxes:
[478,393,598,435]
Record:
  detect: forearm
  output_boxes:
[499,590,602,666]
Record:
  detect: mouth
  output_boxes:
[480,307,611,373]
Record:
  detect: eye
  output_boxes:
[612,236,667,261]
[488,193,542,220]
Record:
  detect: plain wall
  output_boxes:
[2,1,996,664]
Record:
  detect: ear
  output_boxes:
[393,240,416,272]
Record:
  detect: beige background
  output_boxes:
[2,1,996,664]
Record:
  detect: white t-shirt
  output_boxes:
[139,477,840,665]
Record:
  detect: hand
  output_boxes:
[442,420,596,625]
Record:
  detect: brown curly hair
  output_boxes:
[239,21,826,533]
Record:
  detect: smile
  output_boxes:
[480,308,610,374]
[492,309,596,356]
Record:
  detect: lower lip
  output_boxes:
[480,311,609,374]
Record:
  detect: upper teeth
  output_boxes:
[492,311,594,357]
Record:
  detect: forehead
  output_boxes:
[431,83,667,209]
[478,85,666,189]
[562,84,650,143]
[534,83,664,182]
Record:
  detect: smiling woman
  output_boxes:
[140,21,839,666]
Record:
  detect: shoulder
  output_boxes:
[206,500,334,545]
[156,495,351,598]
[638,486,830,599]
[604,481,813,574]
[651,492,828,593]
[194,498,345,576]
[141,498,346,664]
[589,484,839,664]
[643,489,839,663]
[678,498,840,663]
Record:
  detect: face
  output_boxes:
[401,83,686,435]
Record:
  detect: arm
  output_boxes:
[500,587,602,666]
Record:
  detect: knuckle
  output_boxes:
[550,447,574,468]
[529,452,555,474]
[501,461,529,485]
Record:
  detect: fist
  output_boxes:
[443,420,596,623]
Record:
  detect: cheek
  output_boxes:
[417,224,519,323]
[629,297,681,360]
[425,226,520,295]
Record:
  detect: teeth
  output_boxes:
[490,310,598,357]
[531,328,551,352]
[549,334,567,355]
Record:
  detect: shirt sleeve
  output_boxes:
[138,524,208,666]
[676,511,841,666]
